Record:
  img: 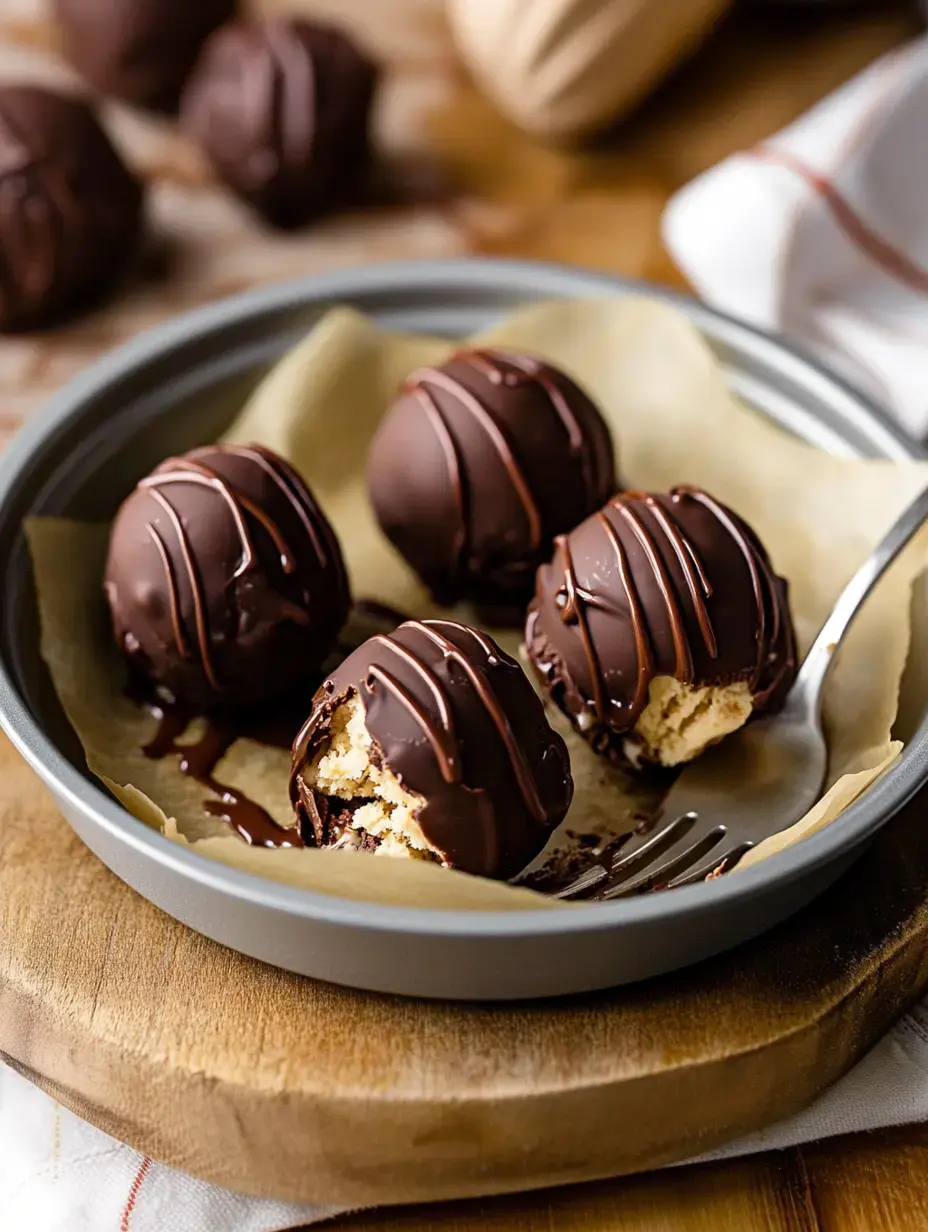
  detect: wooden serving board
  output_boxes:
[3,729,928,1205]
[0,0,924,1213]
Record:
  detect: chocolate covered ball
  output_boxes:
[53,0,236,111]
[526,486,797,768]
[0,87,143,332]
[180,18,379,228]
[104,444,350,712]
[367,348,616,613]
[290,619,573,879]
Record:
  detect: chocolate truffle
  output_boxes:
[525,486,797,767]
[52,0,236,112]
[290,619,573,879]
[180,18,378,228]
[0,87,143,332]
[104,444,350,712]
[367,349,616,612]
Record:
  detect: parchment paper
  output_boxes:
[26,296,928,907]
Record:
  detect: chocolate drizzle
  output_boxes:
[180,18,378,228]
[409,382,467,576]
[0,105,69,326]
[136,446,327,691]
[595,510,653,717]
[0,86,143,331]
[139,697,304,849]
[527,485,798,741]
[690,487,783,683]
[368,347,615,611]
[104,443,350,712]
[467,349,594,489]
[290,618,573,879]
[406,361,545,553]
[366,633,460,782]
[53,0,235,112]
[413,621,548,823]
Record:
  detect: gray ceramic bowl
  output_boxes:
[0,259,925,1000]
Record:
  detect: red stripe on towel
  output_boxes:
[752,145,928,294]
[120,1156,151,1232]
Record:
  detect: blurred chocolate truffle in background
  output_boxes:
[52,0,236,112]
[104,444,350,713]
[180,18,379,229]
[0,86,143,332]
[526,486,797,767]
[367,349,616,615]
[290,619,573,879]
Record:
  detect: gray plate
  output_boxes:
[0,258,925,1001]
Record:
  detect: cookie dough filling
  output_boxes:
[628,677,754,768]
[305,694,439,860]
[290,619,573,879]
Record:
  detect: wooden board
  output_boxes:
[0,0,925,1223]
[4,723,928,1206]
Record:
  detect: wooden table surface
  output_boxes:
[1,0,925,1228]
[329,1122,928,1231]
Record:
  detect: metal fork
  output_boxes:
[556,483,928,901]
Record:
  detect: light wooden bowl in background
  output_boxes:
[447,0,732,140]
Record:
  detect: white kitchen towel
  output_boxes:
[663,34,928,439]
[6,995,928,1230]
[0,1064,343,1231]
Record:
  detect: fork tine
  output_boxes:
[601,811,699,880]
[550,858,611,900]
[553,811,698,901]
[664,842,754,890]
[601,825,728,899]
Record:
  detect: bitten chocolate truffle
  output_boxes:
[0,87,143,332]
[180,18,378,228]
[290,619,573,879]
[526,486,797,767]
[104,444,350,712]
[367,349,616,612]
[52,0,236,111]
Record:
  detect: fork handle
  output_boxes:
[792,481,928,718]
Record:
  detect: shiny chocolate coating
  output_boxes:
[367,348,616,612]
[290,619,573,879]
[525,486,797,754]
[104,444,350,712]
[0,87,143,332]
[180,18,379,228]
[52,0,236,112]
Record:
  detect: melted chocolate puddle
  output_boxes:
[140,698,305,849]
[125,593,408,853]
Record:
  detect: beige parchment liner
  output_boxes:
[25,296,928,909]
